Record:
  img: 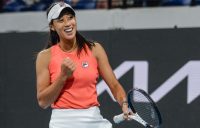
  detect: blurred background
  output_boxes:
[0,0,200,128]
[1,0,200,12]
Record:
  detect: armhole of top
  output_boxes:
[47,47,53,70]
[91,42,98,60]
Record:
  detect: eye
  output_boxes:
[56,18,64,23]
[69,15,73,19]
[66,14,74,20]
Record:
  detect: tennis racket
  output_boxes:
[113,88,162,128]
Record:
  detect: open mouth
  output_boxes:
[64,28,73,33]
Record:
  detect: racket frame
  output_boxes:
[113,88,162,128]
[128,88,162,127]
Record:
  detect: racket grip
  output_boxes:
[113,113,125,124]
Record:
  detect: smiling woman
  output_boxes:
[35,1,129,128]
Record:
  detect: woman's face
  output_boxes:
[51,13,77,42]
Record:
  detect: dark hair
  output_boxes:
[46,2,95,55]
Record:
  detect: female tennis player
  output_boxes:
[36,1,129,128]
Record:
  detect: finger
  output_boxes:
[129,111,134,115]
[71,65,76,71]
[68,62,76,70]
[63,57,70,62]
[64,57,73,63]
[67,59,75,66]
[66,57,70,60]
[123,112,129,119]
[64,60,74,68]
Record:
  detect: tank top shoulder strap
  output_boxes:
[83,44,94,56]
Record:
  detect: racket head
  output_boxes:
[127,88,162,128]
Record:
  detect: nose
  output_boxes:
[64,20,70,27]
[64,17,71,27]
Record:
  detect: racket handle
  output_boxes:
[113,113,125,124]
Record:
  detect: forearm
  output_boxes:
[111,83,129,115]
[37,74,67,109]
[110,83,127,106]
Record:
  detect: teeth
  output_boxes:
[65,28,72,32]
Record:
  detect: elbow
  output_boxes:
[38,101,48,109]
[37,96,49,109]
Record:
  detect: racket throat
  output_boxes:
[132,113,148,127]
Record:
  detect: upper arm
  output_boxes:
[92,43,119,88]
[36,49,51,95]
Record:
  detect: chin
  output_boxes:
[64,33,76,40]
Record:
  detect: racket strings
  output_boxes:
[130,90,160,127]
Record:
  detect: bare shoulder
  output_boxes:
[92,42,105,52]
[36,48,51,64]
[93,42,103,49]
[92,42,107,60]
[37,48,50,57]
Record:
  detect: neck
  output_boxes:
[59,39,77,52]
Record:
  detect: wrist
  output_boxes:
[58,73,68,82]
[121,100,128,106]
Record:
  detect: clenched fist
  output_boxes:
[60,57,76,78]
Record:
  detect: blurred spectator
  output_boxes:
[71,0,97,9]
[96,0,108,8]
[1,0,200,13]
[2,0,54,12]
[129,0,160,7]
[146,0,161,6]
[0,1,3,12]
[0,0,7,12]
[190,0,200,5]
[161,0,191,5]
[111,0,123,8]
[2,0,98,12]
[97,0,161,8]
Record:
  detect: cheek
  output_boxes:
[72,19,77,27]
[73,22,77,31]
[54,26,62,34]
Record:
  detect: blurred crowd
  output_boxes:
[1,0,200,12]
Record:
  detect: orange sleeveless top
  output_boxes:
[49,44,100,109]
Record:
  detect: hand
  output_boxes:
[60,57,76,78]
[122,101,133,121]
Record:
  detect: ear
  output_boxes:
[49,25,55,31]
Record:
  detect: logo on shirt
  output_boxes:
[82,61,89,68]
